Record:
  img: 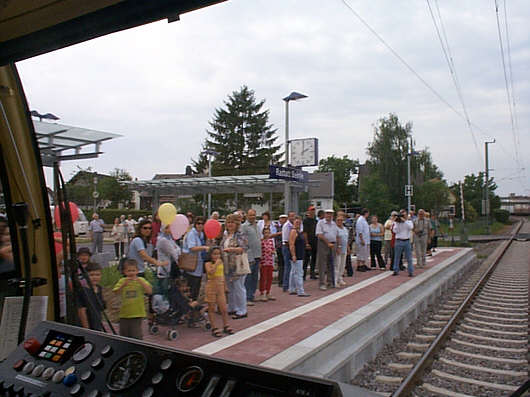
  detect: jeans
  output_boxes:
[281,245,291,291]
[289,259,305,294]
[276,246,284,287]
[227,275,247,316]
[335,253,347,285]
[245,258,260,301]
[91,232,103,253]
[393,239,413,275]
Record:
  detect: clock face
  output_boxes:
[303,140,315,165]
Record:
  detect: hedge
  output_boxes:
[492,208,510,224]
[84,209,153,224]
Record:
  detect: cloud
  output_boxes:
[17,0,530,195]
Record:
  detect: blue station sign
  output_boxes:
[269,165,308,183]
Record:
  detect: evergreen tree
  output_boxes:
[194,86,281,176]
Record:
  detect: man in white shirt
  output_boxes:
[315,209,339,290]
[391,209,414,276]
[355,208,370,272]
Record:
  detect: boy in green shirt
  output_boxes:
[112,259,152,339]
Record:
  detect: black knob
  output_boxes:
[100,345,113,357]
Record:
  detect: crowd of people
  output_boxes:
[77,206,441,340]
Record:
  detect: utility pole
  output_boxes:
[460,181,468,244]
[484,139,495,234]
[406,136,413,214]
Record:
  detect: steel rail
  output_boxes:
[391,219,525,397]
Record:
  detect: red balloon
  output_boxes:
[53,232,63,254]
[204,219,222,239]
[54,202,79,228]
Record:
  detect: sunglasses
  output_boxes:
[142,226,152,230]
[196,222,204,225]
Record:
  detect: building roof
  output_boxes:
[33,120,121,166]
[124,174,306,196]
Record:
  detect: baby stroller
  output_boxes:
[150,275,181,340]
[149,267,209,339]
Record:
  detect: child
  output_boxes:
[258,227,275,301]
[204,247,233,337]
[77,262,106,331]
[112,259,152,339]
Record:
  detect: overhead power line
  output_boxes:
[426,0,480,158]
[494,0,520,168]
[340,0,482,164]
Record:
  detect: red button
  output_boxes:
[13,359,26,371]
[23,338,41,356]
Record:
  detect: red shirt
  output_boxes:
[260,238,274,267]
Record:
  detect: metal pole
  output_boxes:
[484,139,495,234]
[284,100,290,213]
[407,137,412,214]
[207,154,212,217]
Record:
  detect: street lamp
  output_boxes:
[203,149,219,217]
[406,136,420,214]
[283,91,308,213]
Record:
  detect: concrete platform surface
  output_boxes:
[135,247,473,381]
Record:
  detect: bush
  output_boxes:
[100,263,123,288]
[493,209,510,224]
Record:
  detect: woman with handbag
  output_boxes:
[221,214,249,320]
[183,217,209,301]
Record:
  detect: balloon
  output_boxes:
[53,232,63,254]
[204,219,221,239]
[158,203,177,225]
[169,214,189,240]
[54,202,79,228]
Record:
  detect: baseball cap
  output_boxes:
[324,209,334,213]
[279,214,288,218]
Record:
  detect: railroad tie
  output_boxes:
[407,342,429,352]
[430,369,519,392]
[438,357,527,377]
[445,347,528,364]
[397,351,421,360]
[415,334,436,342]
[388,362,413,373]
[375,375,403,385]
[421,383,477,397]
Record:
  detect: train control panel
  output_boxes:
[0,321,365,397]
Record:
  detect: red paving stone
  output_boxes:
[137,249,461,365]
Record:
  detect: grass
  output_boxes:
[439,219,510,237]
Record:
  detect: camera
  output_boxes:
[394,213,405,223]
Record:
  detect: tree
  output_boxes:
[317,155,359,207]
[450,173,500,219]
[194,86,281,176]
[365,113,443,208]
[359,175,396,219]
[414,179,450,214]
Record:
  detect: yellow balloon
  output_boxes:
[158,202,177,225]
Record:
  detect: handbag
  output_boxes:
[178,252,198,272]
[234,252,251,276]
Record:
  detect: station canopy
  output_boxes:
[33,120,121,166]
[124,175,306,196]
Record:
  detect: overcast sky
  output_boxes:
[16,0,529,196]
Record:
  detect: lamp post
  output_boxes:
[203,149,219,217]
[282,91,308,213]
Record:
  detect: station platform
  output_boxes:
[140,247,475,383]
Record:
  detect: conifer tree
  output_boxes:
[194,86,281,176]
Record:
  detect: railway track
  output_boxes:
[363,219,529,397]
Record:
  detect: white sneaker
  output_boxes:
[319,285,327,291]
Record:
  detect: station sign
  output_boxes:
[269,165,308,183]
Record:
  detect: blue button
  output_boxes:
[63,374,78,387]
